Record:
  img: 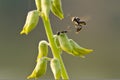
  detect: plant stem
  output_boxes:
[41,15,69,79]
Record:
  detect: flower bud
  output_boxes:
[35,0,41,11]
[41,0,51,18]
[27,57,48,79]
[53,35,60,47]
[57,32,73,55]
[50,58,61,79]
[69,39,93,58]
[57,32,93,58]
[20,10,39,35]
[37,40,48,62]
[51,0,64,19]
[53,35,62,54]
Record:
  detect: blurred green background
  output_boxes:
[0,0,120,80]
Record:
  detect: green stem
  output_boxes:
[41,15,69,79]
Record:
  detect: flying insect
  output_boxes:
[71,17,87,33]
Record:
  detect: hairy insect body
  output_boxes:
[72,17,86,33]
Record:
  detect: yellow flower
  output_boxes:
[57,32,73,55]
[50,58,61,79]
[27,57,48,79]
[51,0,64,19]
[69,39,93,58]
[57,32,93,58]
[41,0,51,19]
[20,10,39,35]
[37,40,48,62]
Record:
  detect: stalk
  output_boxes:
[41,15,69,79]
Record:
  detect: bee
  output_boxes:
[71,17,87,33]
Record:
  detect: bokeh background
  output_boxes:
[0,0,120,80]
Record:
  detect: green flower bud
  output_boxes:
[20,10,39,35]
[37,40,48,62]
[50,58,61,79]
[57,32,73,55]
[53,35,62,54]
[57,32,93,58]
[53,35,60,47]
[51,0,64,19]
[35,0,41,11]
[27,57,48,79]
[69,39,93,58]
[41,0,51,18]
